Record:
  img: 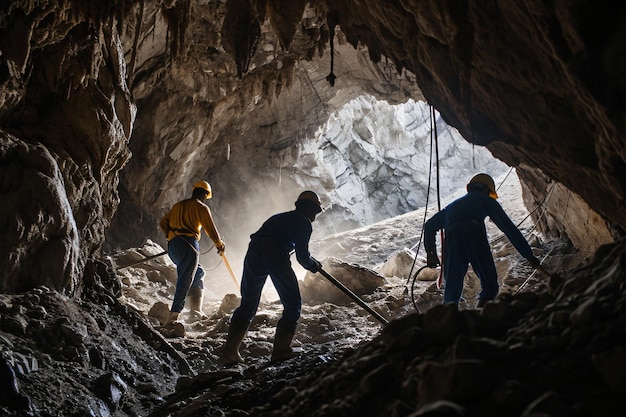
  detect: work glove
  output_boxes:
[309,257,322,273]
[527,256,541,269]
[426,251,440,268]
[216,240,226,255]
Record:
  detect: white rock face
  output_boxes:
[293,95,508,235]
[210,95,508,257]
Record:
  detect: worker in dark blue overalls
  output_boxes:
[220,191,323,364]
[424,173,540,308]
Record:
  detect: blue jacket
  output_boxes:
[424,191,534,259]
[250,210,317,271]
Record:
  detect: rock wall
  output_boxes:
[107,4,423,250]
[1,0,624,294]
[0,6,135,293]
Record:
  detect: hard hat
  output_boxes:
[296,190,322,213]
[468,173,498,199]
[192,180,212,199]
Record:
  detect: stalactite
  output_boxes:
[325,11,338,87]
[160,0,191,58]
[265,0,307,51]
[221,0,261,78]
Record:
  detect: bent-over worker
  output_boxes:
[220,191,323,364]
[160,180,225,326]
[423,173,540,308]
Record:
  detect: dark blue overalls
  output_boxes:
[424,190,534,305]
[231,210,318,333]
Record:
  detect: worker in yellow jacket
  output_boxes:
[160,180,225,326]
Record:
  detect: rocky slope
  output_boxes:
[3,177,623,416]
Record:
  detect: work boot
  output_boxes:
[270,326,298,363]
[186,287,207,321]
[219,317,250,365]
[159,321,185,338]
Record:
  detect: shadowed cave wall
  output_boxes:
[1,1,624,293]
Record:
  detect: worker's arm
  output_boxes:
[294,221,319,272]
[199,204,225,252]
[423,210,446,266]
[487,200,535,260]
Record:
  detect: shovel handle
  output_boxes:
[116,250,168,271]
[318,267,389,325]
[220,252,240,294]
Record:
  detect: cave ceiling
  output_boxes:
[0,1,625,292]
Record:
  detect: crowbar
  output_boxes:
[220,252,240,294]
[318,266,389,325]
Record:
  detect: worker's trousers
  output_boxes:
[232,239,301,333]
[168,236,205,312]
[443,220,498,305]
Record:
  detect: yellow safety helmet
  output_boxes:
[468,173,498,199]
[192,180,212,199]
[296,190,322,213]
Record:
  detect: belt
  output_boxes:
[171,227,193,234]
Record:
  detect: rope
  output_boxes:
[406,109,435,285]
[490,181,557,244]
[407,105,443,313]
[409,266,428,314]
[432,106,445,290]
[495,166,514,194]
[115,241,219,271]
[515,247,555,293]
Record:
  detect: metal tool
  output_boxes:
[317,266,389,325]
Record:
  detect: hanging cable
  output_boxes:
[407,105,444,313]
[495,166,514,194]
[490,181,557,244]
[432,106,445,290]
[406,109,435,286]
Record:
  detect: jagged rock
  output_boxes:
[92,372,128,411]
[218,293,241,315]
[418,359,495,404]
[300,257,387,305]
[0,356,32,412]
[0,315,28,337]
[148,302,171,325]
[377,248,422,279]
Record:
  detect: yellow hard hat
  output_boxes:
[192,180,212,199]
[468,173,498,199]
[296,190,322,213]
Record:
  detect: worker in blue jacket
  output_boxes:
[424,173,540,308]
[220,191,323,364]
